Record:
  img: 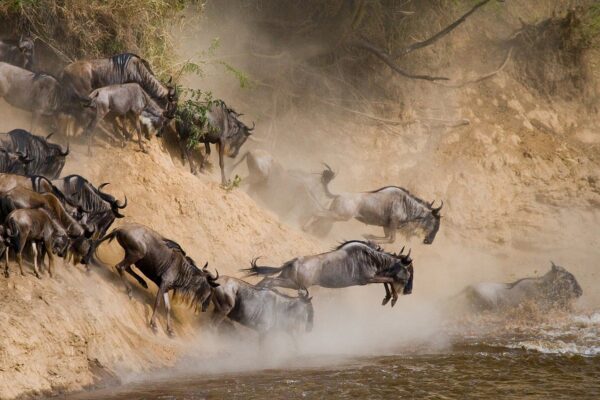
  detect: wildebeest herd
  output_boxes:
[0,35,583,341]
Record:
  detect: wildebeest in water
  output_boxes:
[211,276,314,339]
[94,223,219,336]
[305,183,443,244]
[463,262,583,311]
[244,240,414,307]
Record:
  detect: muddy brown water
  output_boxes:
[67,312,600,400]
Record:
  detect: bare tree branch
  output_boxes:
[395,0,494,57]
[350,37,449,81]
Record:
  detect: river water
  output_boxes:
[70,311,600,400]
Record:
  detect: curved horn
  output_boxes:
[202,261,209,270]
[406,248,411,258]
[248,121,255,132]
[46,132,54,140]
[114,210,125,218]
[399,246,405,256]
[429,200,434,207]
[207,268,219,281]
[60,142,69,156]
[432,200,444,214]
[116,195,127,209]
[98,182,110,192]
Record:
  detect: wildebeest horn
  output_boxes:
[207,268,219,281]
[202,261,209,270]
[429,200,434,207]
[432,200,443,214]
[116,195,127,209]
[114,210,125,218]
[167,76,173,84]
[60,142,69,156]
[248,121,255,132]
[406,248,411,258]
[98,182,110,191]
[46,132,54,140]
[399,246,405,255]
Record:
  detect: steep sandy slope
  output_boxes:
[0,126,322,398]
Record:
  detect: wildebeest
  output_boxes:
[0,148,31,174]
[0,130,68,178]
[3,208,69,278]
[305,183,443,244]
[211,276,313,338]
[0,63,61,130]
[463,262,583,311]
[231,150,336,229]
[171,100,254,185]
[244,240,414,307]
[83,83,168,154]
[60,53,177,133]
[0,187,88,239]
[94,223,219,335]
[0,37,34,69]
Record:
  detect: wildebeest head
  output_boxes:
[224,113,254,158]
[544,261,583,303]
[392,246,414,294]
[97,182,127,218]
[422,200,443,245]
[297,288,314,332]
[18,36,34,69]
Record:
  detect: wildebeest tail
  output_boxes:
[82,229,118,265]
[241,257,284,277]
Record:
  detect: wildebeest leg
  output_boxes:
[163,291,174,337]
[109,115,127,147]
[255,277,301,290]
[364,225,396,244]
[217,141,227,185]
[204,142,211,156]
[45,242,55,278]
[84,110,105,156]
[30,242,42,279]
[114,255,141,299]
[16,233,30,278]
[133,117,147,153]
[382,283,392,306]
[149,284,166,333]
[125,266,148,289]
[4,247,9,278]
[184,145,198,175]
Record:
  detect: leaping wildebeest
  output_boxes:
[305,182,443,244]
[0,129,69,178]
[0,63,61,131]
[170,100,254,185]
[244,240,414,307]
[231,149,336,230]
[0,36,34,70]
[211,276,314,339]
[82,83,168,154]
[94,223,219,336]
[463,262,583,311]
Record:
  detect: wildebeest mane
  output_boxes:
[109,53,166,100]
[505,277,535,289]
[30,175,78,209]
[334,239,383,252]
[336,240,403,274]
[169,252,213,311]
[6,129,67,178]
[368,186,433,209]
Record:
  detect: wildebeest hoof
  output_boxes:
[35,273,42,280]
[167,329,175,338]
[391,298,398,307]
[150,323,158,333]
[382,297,391,306]
[4,272,9,278]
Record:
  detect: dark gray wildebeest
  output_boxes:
[231,150,336,230]
[244,240,414,307]
[0,63,61,131]
[3,208,69,278]
[83,83,168,154]
[211,276,313,339]
[0,130,69,178]
[0,148,31,174]
[304,183,443,244]
[60,53,177,133]
[463,262,583,311]
[0,36,34,69]
[94,223,219,336]
[170,100,254,185]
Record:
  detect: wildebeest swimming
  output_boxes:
[0,129,69,179]
[94,223,219,335]
[211,276,314,338]
[170,100,254,185]
[0,37,34,70]
[305,183,443,244]
[231,150,336,230]
[244,240,414,307]
[463,262,583,311]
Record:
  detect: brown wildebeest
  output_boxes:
[3,208,69,278]
[211,276,313,339]
[94,223,219,336]
[0,63,61,131]
[83,83,168,154]
[305,183,443,244]
[0,36,34,70]
[0,187,89,238]
[244,240,414,307]
[169,100,254,185]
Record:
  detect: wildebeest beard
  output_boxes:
[109,53,170,102]
[168,253,217,311]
